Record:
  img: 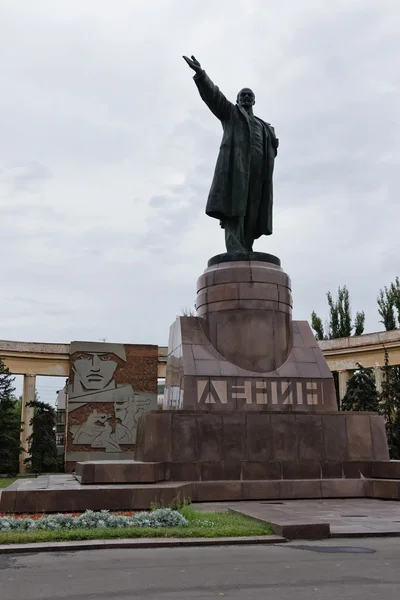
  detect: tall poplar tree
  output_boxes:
[311,286,365,340]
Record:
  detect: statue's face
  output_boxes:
[237,88,255,107]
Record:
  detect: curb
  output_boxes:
[0,535,286,555]
[331,531,400,539]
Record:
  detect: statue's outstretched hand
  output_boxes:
[183,55,203,74]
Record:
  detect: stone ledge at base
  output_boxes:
[2,474,400,513]
[367,479,400,500]
[74,460,390,484]
[75,461,165,484]
[270,521,330,540]
[371,460,400,479]
[0,477,192,513]
[228,508,330,540]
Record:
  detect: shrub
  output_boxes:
[0,509,188,532]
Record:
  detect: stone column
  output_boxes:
[374,365,383,393]
[19,374,36,473]
[338,370,350,404]
[197,259,292,372]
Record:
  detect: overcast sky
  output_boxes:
[1,0,400,369]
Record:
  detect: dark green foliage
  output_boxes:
[379,350,400,459]
[311,286,365,340]
[25,400,59,474]
[390,277,400,326]
[377,287,396,331]
[377,277,400,331]
[327,287,351,338]
[341,353,400,459]
[0,359,21,474]
[385,417,400,460]
[341,364,379,412]
[311,311,325,341]
[353,311,366,336]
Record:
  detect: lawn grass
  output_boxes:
[0,478,16,489]
[0,505,273,545]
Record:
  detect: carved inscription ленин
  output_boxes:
[197,378,322,406]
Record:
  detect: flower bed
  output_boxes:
[0,509,188,532]
[0,506,274,545]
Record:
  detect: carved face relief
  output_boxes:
[73,352,118,391]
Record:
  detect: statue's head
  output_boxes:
[237,88,255,108]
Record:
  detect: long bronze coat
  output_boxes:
[194,71,278,238]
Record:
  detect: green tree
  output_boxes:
[311,311,326,341]
[341,363,379,412]
[311,286,365,340]
[25,400,58,474]
[377,286,397,331]
[379,350,400,459]
[353,311,366,337]
[390,277,400,325]
[0,359,22,473]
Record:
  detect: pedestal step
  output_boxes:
[75,459,396,484]
[1,475,400,513]
[75,460,165,484]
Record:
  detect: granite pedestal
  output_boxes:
[1,255,398,514]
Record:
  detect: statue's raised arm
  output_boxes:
[183,55,234,121]
[182,55,203,75]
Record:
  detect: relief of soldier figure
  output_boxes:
[68,343,154,451]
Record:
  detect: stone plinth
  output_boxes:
[197,260,292,373]
[135,410,389,478]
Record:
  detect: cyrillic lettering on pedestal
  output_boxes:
[270,381,278,404]
[279,381,294,405]
[296,382,303,404]
[306,381,318,405]
[197,380,227,404]
[255,380,268,404]
[231,380,252,404]
[195,378,323,407]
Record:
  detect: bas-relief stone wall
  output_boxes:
[66,342,158,470]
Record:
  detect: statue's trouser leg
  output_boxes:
[244,154,263,251]
[224,217,246,253]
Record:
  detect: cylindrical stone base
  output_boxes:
[196,259,293,373]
